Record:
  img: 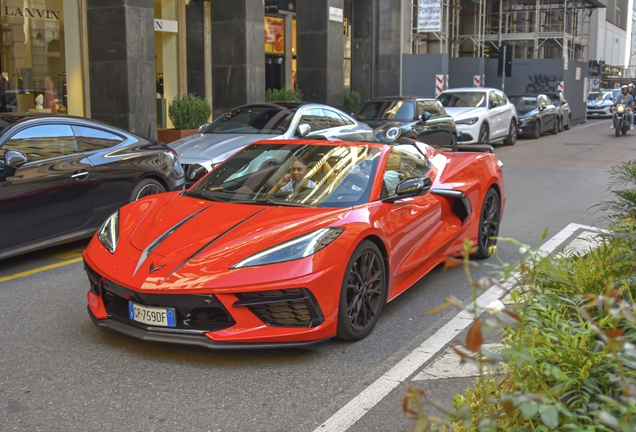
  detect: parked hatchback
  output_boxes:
[355,96,458,148]
[437,87,517,145]
[545,92,571,131]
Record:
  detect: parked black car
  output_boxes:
[509,94,558,139]
[0,114,185,259]
[355,96,458,148]
[545,92,571,131]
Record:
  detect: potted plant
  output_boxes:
[158,93,211,143]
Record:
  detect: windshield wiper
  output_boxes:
[231,199,315,207]
[183,191,228,202]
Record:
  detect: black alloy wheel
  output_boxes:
[448,133,458,150]
[551,116,559,135]
[478,124,489,144]
[337,240,386,341]
[503,120,517,145]
[532,120,542,139]
[130,179,166,201]
[472,187,500,259]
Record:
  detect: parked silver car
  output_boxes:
[169,102,375,185]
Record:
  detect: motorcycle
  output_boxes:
[612,104,631,136]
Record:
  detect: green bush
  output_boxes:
[403,159,636,431]
[344,90,361,115]
[168,93,211,130]
[265,87,303,102]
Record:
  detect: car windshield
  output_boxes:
[437,92,487,108]
[357,100,416,121]
[588,93,610,101]
[201,105,296,134]
[186,143,382,208]
[545,94,561,106]
[509,96,537,114]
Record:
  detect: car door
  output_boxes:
[487,90,505,138]
[495,90,514,132]
[411,100,444,145]
[0,124,99,251]
[377,146,444,298]
[538,95,555,132]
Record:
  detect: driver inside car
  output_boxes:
[268,158,317,194]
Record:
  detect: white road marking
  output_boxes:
[412,343,503,381]
[313,223,605,432]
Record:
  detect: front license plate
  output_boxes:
[128,302,176,327]
[593,113,599,116]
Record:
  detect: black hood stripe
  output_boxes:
[132,204,214,276]
[161,208,268,283]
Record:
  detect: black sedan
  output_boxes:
[0,114,185,259]
[509,94,558,139]
[545,92,571,131]
[355,96,458,148]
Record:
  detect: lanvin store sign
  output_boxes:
[3,6,61,20]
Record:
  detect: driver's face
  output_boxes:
[290,161,309,182]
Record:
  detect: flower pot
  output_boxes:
[157,128,198,144]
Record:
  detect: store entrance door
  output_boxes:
[265,55,285,91]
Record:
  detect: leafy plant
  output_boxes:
[344,90,361,115]
[168,93,211,130]
[595,160,636,227]
[265,87,303,102]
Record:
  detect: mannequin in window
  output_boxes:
[0,72,8,112]
[44,75,57,113]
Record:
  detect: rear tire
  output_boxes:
[563,114,571,130]
[472,188,501,259]
[130,179,166,202]
[551,117,559,135]
[337,240,386,341]
[503,120,517,145]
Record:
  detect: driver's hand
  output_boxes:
[277,173,291,188]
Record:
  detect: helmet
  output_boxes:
[621,85,628,91]
[629,83,635,89]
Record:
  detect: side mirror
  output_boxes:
[5,150,27,169]
[421,111,431,122]
[186,163,208,184]
[383,177,433,202]
[297,123,311,137]
[490,100,499,109]
[197,123,210,133]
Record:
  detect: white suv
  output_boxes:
[437,87,518,145]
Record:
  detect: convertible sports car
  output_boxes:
[84,138,505,348]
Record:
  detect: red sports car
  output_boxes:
[84,138,505,348]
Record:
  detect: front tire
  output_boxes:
[448,133,458,150]
[503,120,517,145]
[532,120,542,139]
[130,179,166,202]
[337,240,386,341]
[478,124,489,144]
[472,188,501,259]
[615,119,621,137]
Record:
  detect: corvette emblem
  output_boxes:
[149,262,165,273]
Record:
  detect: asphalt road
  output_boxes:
[0,117,632,431]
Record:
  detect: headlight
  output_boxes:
[617,105,625,114]
[231,228,345,268]
[455,117,479,125]
[98,210,119,253]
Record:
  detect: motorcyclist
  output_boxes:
[611,85,634,130]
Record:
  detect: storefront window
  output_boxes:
[1,0,67,114]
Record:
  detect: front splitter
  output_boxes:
[88,307,331,350]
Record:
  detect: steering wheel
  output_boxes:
[344,173,368,190]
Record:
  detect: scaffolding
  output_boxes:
[412,0,602,62]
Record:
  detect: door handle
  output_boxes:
[71,170,89,180]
